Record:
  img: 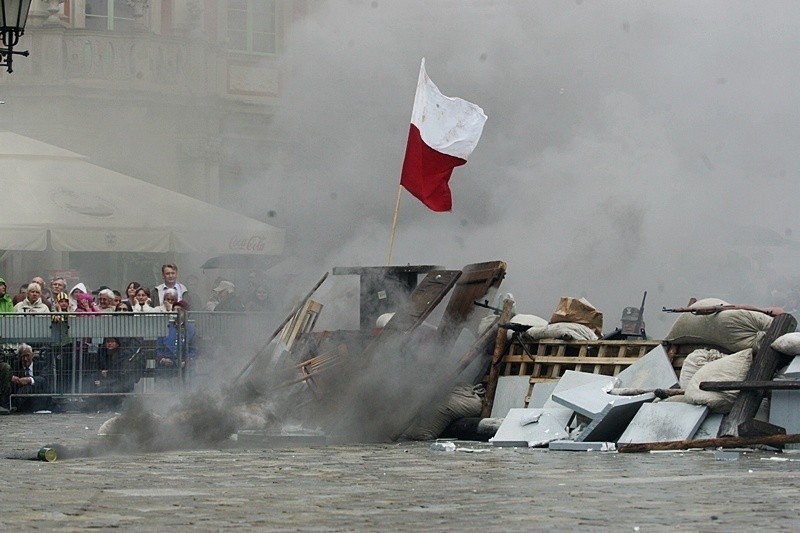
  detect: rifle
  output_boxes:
[633,290,647,338]
[662,303,784,317]
[473,299,503,315]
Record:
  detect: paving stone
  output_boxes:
[769,390,800,434]
[614,345,679,389]
[548,440,616,452]
[490,408,569,447]
[783,356,800,378]
[490,376,532,418]
[617,403,708,444]
[542,371,615,417]
[574,395,654,442]
[528,382,558,409]
[552,382,653,419]
[692,413,723,440]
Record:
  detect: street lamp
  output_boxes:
[0,0,33,73]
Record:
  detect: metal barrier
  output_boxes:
[1,310,280,411]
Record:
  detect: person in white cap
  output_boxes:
[209,280,244,312]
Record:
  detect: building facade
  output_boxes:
[0,0,310,292]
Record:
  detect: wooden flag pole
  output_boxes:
[386,183,403,265]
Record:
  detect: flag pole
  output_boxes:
[386,183,403,265]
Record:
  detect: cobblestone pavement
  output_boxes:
[2,412,800,531]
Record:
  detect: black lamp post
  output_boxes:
[0,0,33,73]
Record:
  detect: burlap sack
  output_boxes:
[403,384,484,441]
[684,348,753,413]
[771,332,800,356]
[549,297,603,337]
[664,298,772,353]
[678,348,726,389]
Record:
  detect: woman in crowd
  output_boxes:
[75,292,99,314]
[68,282,88,311]
[153,288,178,313]
[132,287,155,313]
[14,282,51,313]
[245,284,270,312]
[121,281,141,311]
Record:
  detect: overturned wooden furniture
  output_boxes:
[279,299,323,350]
[278,343,349,396]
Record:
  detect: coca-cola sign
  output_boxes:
[229,235,268,252]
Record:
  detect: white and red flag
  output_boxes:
[399,58,487,212]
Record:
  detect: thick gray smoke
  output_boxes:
[249,1,800,338]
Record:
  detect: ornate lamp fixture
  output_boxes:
[0,0,33,73]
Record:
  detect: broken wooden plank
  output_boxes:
[436,260,507,354]
[737,419,786,438]
[718,313,798,437]
[618,432,800,453]
[234,272,329,384]
[609,388,685,399]
[480,299,515,418]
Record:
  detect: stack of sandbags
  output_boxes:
[549,297,603,336]
[674,348,753,413]
[520,297,602,341]
[664,297,773,353]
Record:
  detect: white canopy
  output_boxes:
[0,132,284,255]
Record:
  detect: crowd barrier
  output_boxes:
[0,311,279,410]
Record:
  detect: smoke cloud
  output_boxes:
[247,1,800,337]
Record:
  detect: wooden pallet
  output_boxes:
[500,339,666,381]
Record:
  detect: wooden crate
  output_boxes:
[500,339,666,382]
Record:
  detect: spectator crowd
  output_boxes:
[1,264,269,413]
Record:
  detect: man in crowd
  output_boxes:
[12,283,28,305]
[0,344,50,412]
[210,280,244,312]
[48,277,67,309]
[14,282,52,313]
[152,263,189,307]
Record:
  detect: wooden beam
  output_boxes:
[480,299,515,418]
[718,313,797,437]
[700,380,800,391]
[618,432,800,453]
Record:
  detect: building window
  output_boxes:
[228,0,277,55]
[85,0,137,31]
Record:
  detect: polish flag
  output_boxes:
[400,58,487,212]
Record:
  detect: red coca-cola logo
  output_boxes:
[229,235,267,252]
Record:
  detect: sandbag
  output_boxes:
[504,313,548,339]
[684,348,753,414]
[550,297,603,337]
[771,332,800,356]
[664,298,772,353]
[403,384,484,441]
[524,322,598,341]
[678,348,726,389]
